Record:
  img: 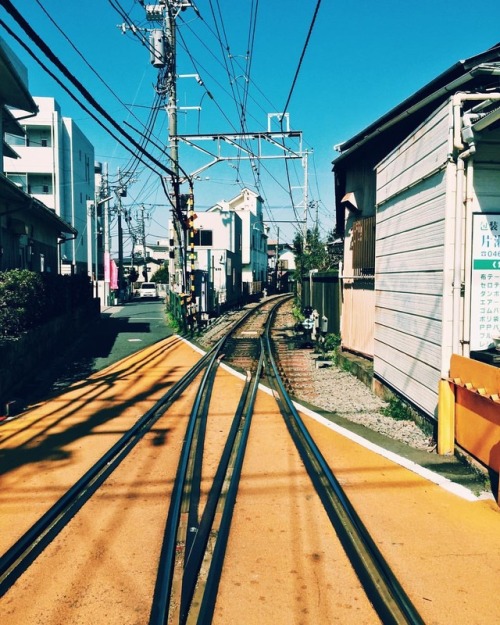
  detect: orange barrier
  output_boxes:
[448,355,500,485]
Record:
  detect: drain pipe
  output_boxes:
[452,92,500,151]
[452,145,475,355]
[309,269,318,307]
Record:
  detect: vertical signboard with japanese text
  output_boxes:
[471,213,500,350]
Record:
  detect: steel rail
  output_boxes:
[263,306,425,625]
[184,362,220,565]
[179,372,253,623]
[0,299,283,600]
[150,298,285,624]
[148,341,224,625]
[0,340,218,597]
[196,345,266,624]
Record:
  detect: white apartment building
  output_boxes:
[4,97,95,274]
[214,188,268,294]
[192,206,243,311]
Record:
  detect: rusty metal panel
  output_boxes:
[352,216,375,275]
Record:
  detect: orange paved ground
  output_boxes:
[1,338,499,624]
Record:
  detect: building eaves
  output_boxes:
[0,175,76,235]
[3,105,26,136]
[3,140,19,159]
[0,38,37,113]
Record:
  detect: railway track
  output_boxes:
[0,296,425,624]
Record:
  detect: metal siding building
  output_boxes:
[374,102,451,417]
[333,43,500,422]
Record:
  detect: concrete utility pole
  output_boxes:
[140,204,148,281]
[143,1,197,326]
[103,163,111,305]
[115,168,127,302]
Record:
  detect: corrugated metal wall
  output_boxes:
[301,271,341,336]
[341,279,375,356]
[374,102,450,418]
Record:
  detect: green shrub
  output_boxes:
[150,266,169,284]
[380,396,414,421]
[323,333,341,351]
[0,269,93,339]
[165,311,181,332]
[0,269,46,337]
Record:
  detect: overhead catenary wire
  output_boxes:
[0,0,179,180]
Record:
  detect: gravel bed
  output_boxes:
[300,359,436,452]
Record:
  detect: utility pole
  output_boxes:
[141,204,148,281]
[115,167,126,302]
[103,162,111,306]
[303,150,309,242]
[143,1,197,327]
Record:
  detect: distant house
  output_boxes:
[190,204,243,313]
[333,42,500,422]
[0,37,75,273]
[4,96,94,275]
[214,188,268,296]
[267,240,295,292]
[127,240,169,283]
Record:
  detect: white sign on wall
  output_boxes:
[471,213,500,350]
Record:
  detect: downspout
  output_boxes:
[452,147,475,355]
[461,157,474,357]
[309,268,318,307]
[450,93,497,354]
[438,93,491,454]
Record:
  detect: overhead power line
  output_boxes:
[0,0,178,180]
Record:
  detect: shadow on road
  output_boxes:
[14,310,171,408]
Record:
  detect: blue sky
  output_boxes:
[2,0,500,249]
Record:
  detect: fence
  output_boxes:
[300,271,341,336]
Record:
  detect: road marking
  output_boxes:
[128,317,164,320]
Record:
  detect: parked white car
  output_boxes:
[139,282,158,299]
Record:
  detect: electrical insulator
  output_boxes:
[150,29,166,68]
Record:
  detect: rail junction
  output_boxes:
[1,295,499,624]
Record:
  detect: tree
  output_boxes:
[325,226,343,269]
[292,227,329,280]
[150,266,169,284]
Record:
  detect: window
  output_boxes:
[4,132,25,147]
[27,174,52,196]
[351,215,375,276]
[26,126,51,147]
[193,230,213,246]
[7,173,27,191]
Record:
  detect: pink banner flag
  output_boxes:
[110,258,118,290]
